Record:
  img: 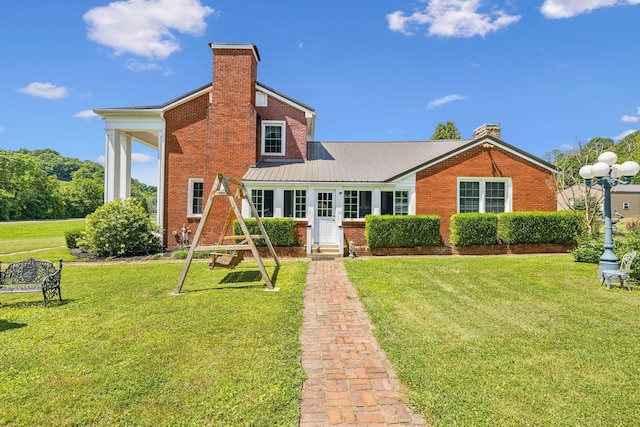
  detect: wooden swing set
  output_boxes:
[173,174,281,294]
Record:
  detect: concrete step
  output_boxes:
[310,245,342,259]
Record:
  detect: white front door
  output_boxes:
[315,191,335,244]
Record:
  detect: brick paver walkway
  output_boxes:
[299,259,427,426]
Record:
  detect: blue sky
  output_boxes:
[1,0,639,185]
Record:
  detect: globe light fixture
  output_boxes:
[579,151,640,279]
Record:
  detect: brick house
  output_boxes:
[94,42,558,254]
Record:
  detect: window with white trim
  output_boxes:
[344,190,372,219]
[284,190,307,218]
[251,189,274,217]
[458,179,510,213]
[261,120,286,155]
[623,201,630,210]
[256,91,267,107]
[188,179,204,217]
[381,190,409,215]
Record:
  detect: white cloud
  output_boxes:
[97,155,106,165]
[74,110,99,119]
[540,0,640,19]
[560,143,576,151]
[427,94,467,109]
[613,129,637,141]
[621,114,639,123]
[84,0,214,60]
[126,60,163,72]
[0,126,5,132]
[18,82,68,99]
[132,152,156,163]
[387,0,521,38]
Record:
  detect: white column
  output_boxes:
[104,129,120,203]
[156,131,165,240]
[118,133,131,199]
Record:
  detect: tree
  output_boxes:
[431,121,462,140]
[0,150,62,220]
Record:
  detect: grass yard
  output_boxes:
[0,219,84,262]
[344,255,640,426]
[0,260,307,426]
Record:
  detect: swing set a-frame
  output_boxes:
[173,174,281,295]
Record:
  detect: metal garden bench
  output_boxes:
[601,250,637,291]
[0,258,63,306]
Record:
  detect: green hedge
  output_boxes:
[449,213,499,246]
[498,211,582,245]
[233,218,296,247]
[365,215,441,248]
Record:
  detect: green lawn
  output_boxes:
[344,255,640,426]
[0,260,307,426]
[0,219,85,261]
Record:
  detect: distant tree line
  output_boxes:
[0,148,156,221]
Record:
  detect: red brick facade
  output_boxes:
[416,144,557,240]
[257,97,308,161]
[159,44,557,251]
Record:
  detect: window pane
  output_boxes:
[359,191,372,218]
[344,190,357,219]
[317,192,333,217]
[485,182,505,213]
[459,181,480,213]
[264,190,274,217]
[192,181,204,215]
[295,190,306,218]
[381,191,393,215]
[395,191,409,215]
[264,125,282,153]
[251,190,263,216]
[284,190,293,217]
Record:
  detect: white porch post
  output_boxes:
[118,133,131,199]
[306,205,314,255]
[104,129,120,203]
[156,130,165,242]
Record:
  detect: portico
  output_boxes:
[93,108,166,233]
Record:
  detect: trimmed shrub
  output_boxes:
[449,213,498,246]
[233,218,296,247]
[571,237,604,263]
[498,211,582,245]
[82,198,162,257]
[64,228,85,249]
[365,215,441,249]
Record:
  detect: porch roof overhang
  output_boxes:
[93,84,212,148]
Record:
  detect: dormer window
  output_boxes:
[262,120,286,156]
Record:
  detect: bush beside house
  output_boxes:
[365,215,441,249]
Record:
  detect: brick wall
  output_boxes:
[164,92,209,244]
[164,46,260,247]
[256,97,307,160]
[416,144,557,241]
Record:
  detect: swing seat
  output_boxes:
[210,250,244,270]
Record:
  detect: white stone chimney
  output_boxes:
[473,124,501,140]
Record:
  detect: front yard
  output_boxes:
[345,255,640,426]
[0,260,306,426]
[2,220,639,425]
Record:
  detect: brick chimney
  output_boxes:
[206,43,261,180]
[473,123,501,140]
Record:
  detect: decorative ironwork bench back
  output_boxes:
[0,257,63,306]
